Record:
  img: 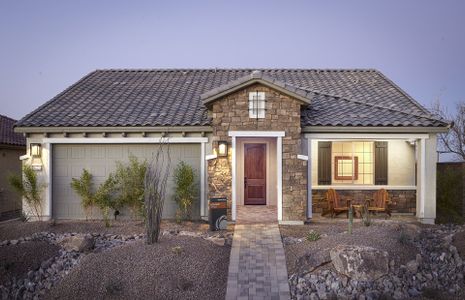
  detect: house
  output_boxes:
[0,114,26,221]
[14,69,449,224]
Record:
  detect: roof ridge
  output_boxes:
[94,68,378,72]
[16,70,98,126]
[292,84,447,124]
[373,70,432,115]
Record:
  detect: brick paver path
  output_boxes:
[225,206,290,300]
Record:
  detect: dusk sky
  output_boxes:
[0,0,464,120]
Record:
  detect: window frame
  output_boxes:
[248,91,266,119]
[334,155,359,180]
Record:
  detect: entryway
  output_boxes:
[244,143,266,205]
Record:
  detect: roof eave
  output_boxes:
[302,125,450,134]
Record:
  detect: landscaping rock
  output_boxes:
[330,245,389,281]
[297,249,332,273]
[58,235,95,252]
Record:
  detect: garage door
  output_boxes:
[52,144,201,219]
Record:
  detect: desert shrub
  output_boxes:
[362,203,372,227]
[306,230,321,241]
[436,166,464,224]
[173,161,197,220]
[70,169,95,219]
[94,176,117,227]
[8,164,46,221]
[172,246,183,255]
[112,155,147,219]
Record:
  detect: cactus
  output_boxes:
[348,205,353,234]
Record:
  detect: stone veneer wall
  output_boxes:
[312,189,416,214]
[207,83,307,221]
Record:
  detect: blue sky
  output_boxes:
[0,0,464,120]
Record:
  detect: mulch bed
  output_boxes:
[280,219,419,275]
[0,241,60,283]
[45,235,230,300]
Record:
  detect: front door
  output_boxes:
[244,143,266,205]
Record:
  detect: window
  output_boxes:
[249,92,265,119]
[332,141,374,185]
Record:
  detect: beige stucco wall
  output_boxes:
[236,137,277,206]
[0,146,25,215]
[310,139,416,187]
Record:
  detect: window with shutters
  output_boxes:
[332,141,374,185]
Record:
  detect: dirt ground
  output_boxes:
[0,241,60,284]
[280,217,420,275]
[45,235,230,300]
[453,229,465,259]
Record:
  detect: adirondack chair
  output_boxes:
[368,189,392,217]
[325,189,350,218]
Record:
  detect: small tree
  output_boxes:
[70,169,95,219]
[174,161,196,220]
[112,155,147,219]
[433,100,465,161]
[145,141,171,244]
[8,164,46,221]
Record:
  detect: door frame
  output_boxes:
[243,142,268,205]
[229,131,285,221]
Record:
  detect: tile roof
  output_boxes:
[0,114,26,146]
[15,69,448,128]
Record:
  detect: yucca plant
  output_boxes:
[8,164,46,221]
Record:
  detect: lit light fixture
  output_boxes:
[218,141,228,157]
[30,143,42,157]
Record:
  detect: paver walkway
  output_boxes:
[225,206,290,300]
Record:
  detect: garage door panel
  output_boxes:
[52,144,201,220]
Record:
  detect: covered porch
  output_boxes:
[305,132,438,224]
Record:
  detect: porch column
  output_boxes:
[416,134,437,224]
[306,137,313,219]
[231,136,237,221]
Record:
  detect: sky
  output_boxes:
[0,0,464,122]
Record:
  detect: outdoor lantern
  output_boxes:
[218,141,228,157]
[30,143,42,157]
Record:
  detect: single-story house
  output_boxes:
[0,114,26,221]
[14,69,449,224]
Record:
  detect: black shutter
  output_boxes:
[318,142,332,185]
[375,141,388,185]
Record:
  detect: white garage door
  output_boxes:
[52,144,201,219]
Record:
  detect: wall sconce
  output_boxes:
[218,141,228,157]
[30,143,42,157]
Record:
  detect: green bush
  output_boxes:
[94,175,117,227]
[174,161,197,220]
[70,169,95,219]
[8,164,46,221]
[112,155,147,219]
[306,230,321,242]
[437,167,464,224]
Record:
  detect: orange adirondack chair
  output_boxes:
[368,189,392,217]
[325,189,350,218]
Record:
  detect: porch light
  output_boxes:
[218,141,228,157]
[30,143,42,157]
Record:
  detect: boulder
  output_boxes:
[297,249,332,273]
[59,235,95,252]
[330,245,389,281]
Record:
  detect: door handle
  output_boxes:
[244,177,247,188]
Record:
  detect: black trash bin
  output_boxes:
[209,197,227,231]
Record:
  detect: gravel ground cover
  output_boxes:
[0,219,232,299]
[0,219,226,241]
[46,235,230,300]
[281,218,418,275]
[282,217,465,299]
[0,241,60,284]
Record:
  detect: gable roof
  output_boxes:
[201,70,312,105]
[0,114,26,146]
[15,69,448,129]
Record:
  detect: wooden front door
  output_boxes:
[244,143,266,205]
